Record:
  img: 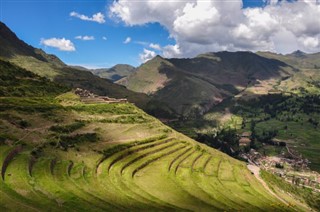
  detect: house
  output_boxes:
[239,132,252,146]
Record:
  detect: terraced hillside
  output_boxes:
[0,93,311,211]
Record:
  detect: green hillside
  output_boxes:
[0,59,68,97]
[0,91,312,211]
[0,58,312,210]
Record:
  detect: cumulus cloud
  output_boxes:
[70,11,105,24]
[139,48,156,62]
[40,38,75,51]
[110,0,320,57]
[75,35,95,41]
[123,37,131,44]
[149,43,162,51]
[162,44,182,58]
[102,36,107,40]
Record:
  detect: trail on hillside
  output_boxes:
[247,164,289,205]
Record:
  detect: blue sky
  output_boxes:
[1,0,319,67]
[1,0,177,67]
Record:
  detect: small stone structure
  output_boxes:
[239,132,252,146]
[74,88,128,104]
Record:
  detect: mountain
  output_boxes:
[256,51,320,94]
[118,52,296,117]
[0,22,149,108]
[90,64,136,82]
[257,51,320,70]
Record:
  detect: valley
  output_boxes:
[116,48,320,174]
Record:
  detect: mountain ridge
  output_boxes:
[0,21,150,108]
[118,51,297,117]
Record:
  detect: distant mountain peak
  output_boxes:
[143,54,170,66]
[290,50,307,57]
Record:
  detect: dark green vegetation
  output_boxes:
[240,94,320,171]
[170,92,320,172]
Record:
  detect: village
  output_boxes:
[239,132,320,193]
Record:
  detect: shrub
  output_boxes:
[18,120,31,128]
[275,163,284,169]
[58,133,99,149]
[49,121,85,133]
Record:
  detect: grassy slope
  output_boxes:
[261,170,320,210]
[0,59,68,97]
[0,93,310,211]
[1,54,150,108]
[118,56,173,94]
[257,51,320,95]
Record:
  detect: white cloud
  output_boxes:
[162,44,181,58]
[135,41,149,46]
[139,48,156,62]
[75,35,95,41]
[110,0,320,57]
[299,36,319,50]
[40,38,75,51]
[149,43,161,51]
[123,37,131,44]
[70,11,105,24]
[102,36,107,40]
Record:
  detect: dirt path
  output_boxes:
[286,146,299,159]
[247,164,289,205]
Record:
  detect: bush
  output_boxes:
[275,163,284,169]
[18,120,31,128]
[58,133,99,149]
[49,121,85,133]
